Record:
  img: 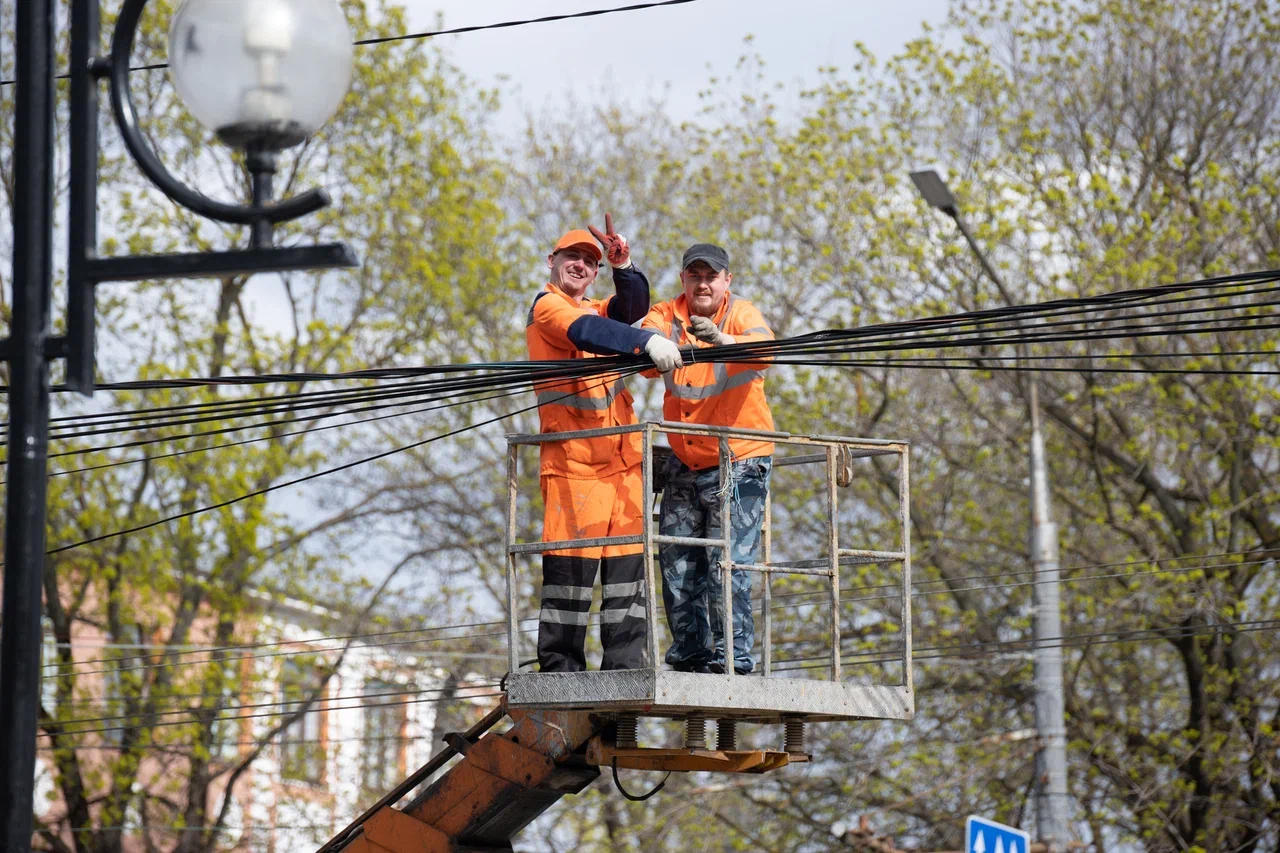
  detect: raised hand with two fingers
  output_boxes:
[587,213,632,269]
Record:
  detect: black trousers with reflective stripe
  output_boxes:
[538,554,646,671]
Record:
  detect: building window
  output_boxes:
[362,679,405,793]
[278,659,325,784]
[209,659,242,763]
[40,618,57,713]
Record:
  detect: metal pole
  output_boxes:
[951,213,1018,307]
[0,0,58,848]
[66,0,101,395]
[641,426,660,669]
[762,495,772,677]
[1029,382,1070,849]
[898,446,912,695]
[718,437,733,679]
[505,445,520,674]
[950,208,1071,849]
[826,446,841,681]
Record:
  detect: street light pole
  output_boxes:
[909,170,1071,850]
[0,1,58,850]
[0,2,359,849]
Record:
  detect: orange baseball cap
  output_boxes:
[552,229,603,262]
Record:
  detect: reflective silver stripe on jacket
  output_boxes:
[662,362,765,401]
[536,376,627,411]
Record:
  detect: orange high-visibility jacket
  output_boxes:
[527,283,643,479]
[641,291,774,470]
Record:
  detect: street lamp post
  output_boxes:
[0,1,359,848]
[909,169,1071,851]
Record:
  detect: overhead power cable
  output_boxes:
[0,0,702,86]
[45,554,1271,690]
[765,556,1271,614]
[17,267,1278,433]
[43,680,500,730]
[32,371,639,559]
[42,690,506,739]
[35,378,533,464]
[7,357,629,448]
[16,269,1277,562]
[46,616,1278,736]
[26,266,1276,396]
[773,617,1280,671]
[44,549,1270,677]
[43,384,533,480]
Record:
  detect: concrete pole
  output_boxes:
[1028,381,1070,850]
[941,193,1072,847]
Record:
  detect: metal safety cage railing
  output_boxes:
[503,421,913,723]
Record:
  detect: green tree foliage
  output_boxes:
[3,0,1277,850]
[511,2,1278,851]
[3,2,519,851]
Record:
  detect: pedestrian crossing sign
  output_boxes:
[965,816,1031,853]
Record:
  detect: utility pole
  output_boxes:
[0,1,58,851]
[909,170,1071,850]
[1028,383,1069,848]
[0,1,358,848]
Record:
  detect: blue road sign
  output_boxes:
[965,816,1031,853]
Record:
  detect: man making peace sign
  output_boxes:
[525,216,682,672]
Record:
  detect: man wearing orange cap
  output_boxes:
[526,216,683,672]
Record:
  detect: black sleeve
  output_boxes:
[567,315,656,356]
[606,265,651,324]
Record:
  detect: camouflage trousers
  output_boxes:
[658,455,772,673]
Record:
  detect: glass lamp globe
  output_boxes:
[168,0,353,151]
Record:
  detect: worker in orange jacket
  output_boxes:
[641,243,774,674]
[526,217,683,672]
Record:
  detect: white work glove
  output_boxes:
[644,334,684,373]
[687,315,735,346]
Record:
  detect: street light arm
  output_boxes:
[108,0,330,227]
[948,209,1018,309]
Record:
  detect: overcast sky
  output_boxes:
[396,0,953,130]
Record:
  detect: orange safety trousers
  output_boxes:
[540,468,643,557]
[538,468,647,671]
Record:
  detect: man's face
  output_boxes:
[547,247,600,299]
[680,261,732,317]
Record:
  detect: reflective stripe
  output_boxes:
[543,584,593,602]
[666,364,765,401]
[599,603,648,624]
[536,377,627,411]
[720,295,736,331]
[602,581,641,599]
[539,606,590,626]
[740,326,769,335]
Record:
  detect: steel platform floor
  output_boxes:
[506,669,913,723]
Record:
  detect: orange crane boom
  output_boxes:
[321,704,601,853]
[319,699,803,853]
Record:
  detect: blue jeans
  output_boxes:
[659,455,772,672]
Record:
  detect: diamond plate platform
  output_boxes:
[505,669,913,724]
